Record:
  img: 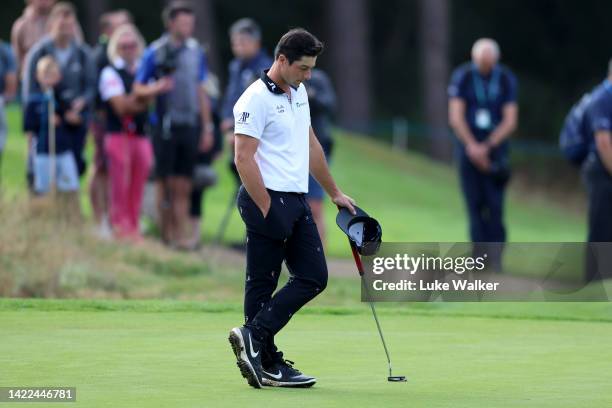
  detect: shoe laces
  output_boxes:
[281,359,302,375]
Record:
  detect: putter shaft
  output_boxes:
[350,240,397,378]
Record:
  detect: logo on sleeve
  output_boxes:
[238,112,250,124]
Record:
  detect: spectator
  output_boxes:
[0,40,17,166]
[448,38,518,271]
[25,56,80,206]
[583,59,612,281]
[99,24,152,241]
[217,18,271,249]
[134,1,214,249]
[220,18,272,135]
[221,19,271,188]
[90,9,133,238]
[188,73,222,249]
[11,0,83,77]
[22,1,95,178]
[304,68,336,247]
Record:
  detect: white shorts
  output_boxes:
[34,152,80,193]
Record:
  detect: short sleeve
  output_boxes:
[590,96,612,132]
[2,44,16,73]
[500,69,518,105]
[99,66,125,101]
[135,47,156,84]
[233,92,266,139]
[198,49,208,83]
[448,67,469,99]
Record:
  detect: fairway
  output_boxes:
[1,300,611,408]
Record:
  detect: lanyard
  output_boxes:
[472,66,500,107]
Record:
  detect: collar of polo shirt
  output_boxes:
[261,69,297,94]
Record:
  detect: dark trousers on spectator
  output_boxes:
[460,157,507,242]
[459,156,507,270]
[236,186,327,368]
[583,156,612,281]
[70,125,88,177]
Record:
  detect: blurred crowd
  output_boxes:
[0,0,336,251]
[1,1,609,281]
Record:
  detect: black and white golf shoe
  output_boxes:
[261,360,316,388]
[228,327,264,388]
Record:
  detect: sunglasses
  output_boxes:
[118,42,138,50]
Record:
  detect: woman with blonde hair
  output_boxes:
[99,23,152,240]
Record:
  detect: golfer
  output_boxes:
[228,28,355,389]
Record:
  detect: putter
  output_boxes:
[338,206,407,383]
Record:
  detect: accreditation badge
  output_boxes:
[475,108,492,130]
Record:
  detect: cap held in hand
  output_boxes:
[336,205,382,256]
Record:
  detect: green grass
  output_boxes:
[0,103,605,407]
[0,105,586,261]
[1,299,611,408]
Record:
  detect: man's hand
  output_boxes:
[220,118,234,133]
[199,128,214,152]
[153,77,174,95]
[224,130,235,148]
[221,119,235,147]
[466,142,491,172]
[332,192,356,215]
[71,97,86,113]
[65,110,82,125]
[258,194,272,218]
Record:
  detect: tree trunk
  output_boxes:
[326,0,371,131]
[419,0,452,161]
[83,0,108,45]
[191,0,220,75]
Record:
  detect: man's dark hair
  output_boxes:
[99,9,133,33]
[49,2,76,22]
[229,18,262,41]
[274,28,324,64]
[162,1,194,25]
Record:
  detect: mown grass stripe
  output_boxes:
[1,298,611,324]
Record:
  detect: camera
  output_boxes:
[155,44,180,77]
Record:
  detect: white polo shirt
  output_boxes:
[233,71,311,193]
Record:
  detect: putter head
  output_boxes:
[388,376,407,382]
[336,206,382,256]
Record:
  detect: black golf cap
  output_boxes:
[336,206,382,256]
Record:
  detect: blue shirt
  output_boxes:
[24,91,77,155]
[221,49,272,122]
[586,80,612,157]
[448,62,518,141]
[136,35,207,126]
[0,41,16,95]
